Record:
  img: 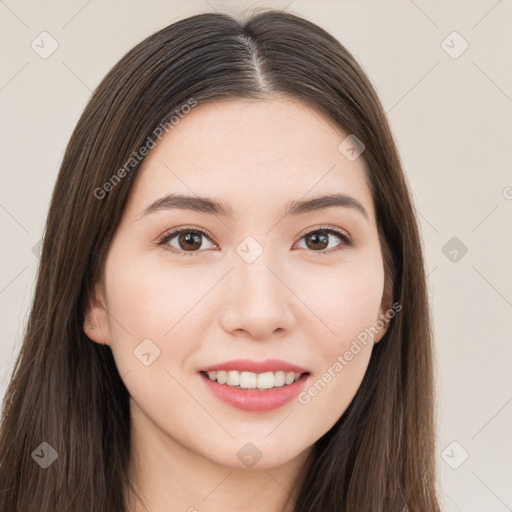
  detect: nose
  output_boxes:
[218,249,296,340]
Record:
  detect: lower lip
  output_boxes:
[199,372,309,412]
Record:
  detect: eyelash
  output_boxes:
[156,225,353,257]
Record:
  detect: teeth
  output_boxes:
[227,370,239,387]
[204,370,304,390]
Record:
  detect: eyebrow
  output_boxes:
[137,192,368,220]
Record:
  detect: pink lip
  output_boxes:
[200,358,308,374]
[199,372,309,412]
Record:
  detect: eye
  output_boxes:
[157,225,352,257]
[157,227,217,256]
[294,226,352,253]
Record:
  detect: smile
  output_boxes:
[202,370,304,390]
[199,371,310,412]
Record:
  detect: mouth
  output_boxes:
[198,369,310,412]
[200,369,309,390]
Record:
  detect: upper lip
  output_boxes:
[200,358,309,374]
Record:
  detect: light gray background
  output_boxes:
[1,1,511,510]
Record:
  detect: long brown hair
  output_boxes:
[0,9,440,511]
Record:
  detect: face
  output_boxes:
[85,97,391,471]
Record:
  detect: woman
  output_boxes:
[0,9,440,511]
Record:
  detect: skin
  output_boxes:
[85,96,391,512]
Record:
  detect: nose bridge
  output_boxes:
[220,240,295,337]
[235,244,283,308]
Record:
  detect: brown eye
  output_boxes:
[304,230,329,250]
[296,227,351,253]
[159,228,216,255]
[177,231,203,251]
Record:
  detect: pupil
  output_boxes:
[307,231,328,250]
[180,231,202,250]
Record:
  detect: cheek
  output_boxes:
[290,254,383,433]
[102,245,225,384]
[104,246,208,335]
[296,339,373,444]
[102,256,208,425]
[296,254,384,348]
[302,272,380,381]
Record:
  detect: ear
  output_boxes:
[373,282,393,344]
[83,282,111,346]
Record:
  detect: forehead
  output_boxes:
[126,97,376,223]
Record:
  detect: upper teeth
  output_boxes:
[205,370,302,390]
